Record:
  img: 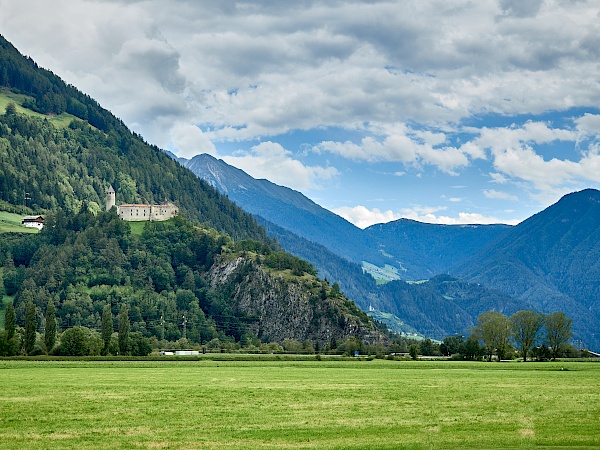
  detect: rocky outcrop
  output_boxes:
[207,255,385,346]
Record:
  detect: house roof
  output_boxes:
[22,215,44,221]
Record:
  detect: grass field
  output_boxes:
[0,359,598,449]
[0,89,76,128]
[0,211,39,234]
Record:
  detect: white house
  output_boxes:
[21,215,44,230]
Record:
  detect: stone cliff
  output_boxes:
[207,255,385,346]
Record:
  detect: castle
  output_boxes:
[106,186,178,222]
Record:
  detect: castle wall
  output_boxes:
[118,203,178,222]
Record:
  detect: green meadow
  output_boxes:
[0,211,38,234]
[0,89,75,128]
[0,359,598,449]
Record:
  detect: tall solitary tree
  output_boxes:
[474,311,511,361]
[5,301,16,341]
[545,312,573,361]
[24,301,37,355]
[101,304,113,356]
[44,299,57,355]
[511,310,544,362]
[118,305,129,355]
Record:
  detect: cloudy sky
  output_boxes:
[2,0,600,227]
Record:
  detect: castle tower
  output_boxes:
[106,185,116,211]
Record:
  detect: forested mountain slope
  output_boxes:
[453,189,600,349]
[184,154,387,266]
[0,210,382,346]
[0,34,266,242]
[364,219,511,280]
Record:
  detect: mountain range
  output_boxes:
[183,154,600,349]
[2,30,597,351]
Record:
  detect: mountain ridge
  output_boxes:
[185,153,600,348]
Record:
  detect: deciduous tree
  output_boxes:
[545,312,573,361]
[474,311,511,361]
[511,310,543,362]
[60,326,88,356]
[409,344,419,360]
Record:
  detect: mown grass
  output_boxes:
[0,359,598,449]
[0,211,39,234]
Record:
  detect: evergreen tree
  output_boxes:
[5,301,16,340]
[118,305,129,355]
[44,299,57,355]
[24,301,36,355]
[5,101,16,116]
[101,304,113,356]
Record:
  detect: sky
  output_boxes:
[1,0,600,228]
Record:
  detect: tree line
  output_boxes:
[415,310,574,361]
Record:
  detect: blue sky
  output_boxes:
[2,0,600,227]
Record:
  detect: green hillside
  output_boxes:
[0,89,75,128]
[0,211,39,234]
[0,34,268,242]
[0,208,381,347]
[0,34,388,352]
[454,189,600,350]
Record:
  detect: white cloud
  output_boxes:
[489,172,509,184]
[332,206,402,229]
[483,189,519,201]
[398,207,521,226]
[333,204,521,228]
[464,121,600,193]
[313,125,473,174]
[222,142,339,192]
[575,114,600,137]
[3,0,599,147]
[169,124,216,159]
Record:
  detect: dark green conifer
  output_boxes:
[118,305,129,355]
[24,301,36,355]
[44,299,57,355]
[101,304,113,355]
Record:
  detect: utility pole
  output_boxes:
[159,315,165,341]
[24,192,31,207]
[182,315,187,340]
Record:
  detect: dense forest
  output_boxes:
[0,208,386,355]
[0,34,267,242]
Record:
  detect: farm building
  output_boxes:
[21,215,44,230]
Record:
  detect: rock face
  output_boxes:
[207,256,385,346]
